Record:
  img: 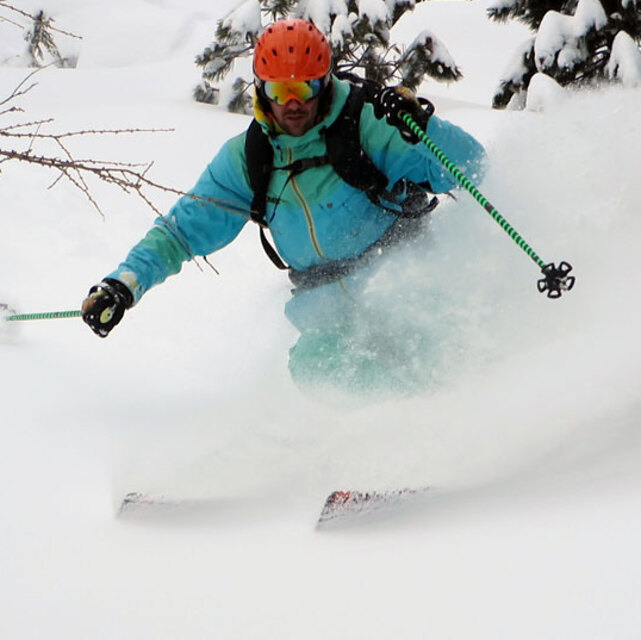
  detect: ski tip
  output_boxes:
[117,492,225,520]
[118,492,171,515]
[316,487,429,528]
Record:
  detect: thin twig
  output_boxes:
[0,118,56,132]
[26,121,41,154]
[0,64,257,279]
[202,255,220,275]
[0,77,38,108]
[0,147,254,219]
[0,124,172,137]
[0,106,24,118]
[0,13,23,29]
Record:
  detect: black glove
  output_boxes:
[81,278,133,338]
[372,86,434,144]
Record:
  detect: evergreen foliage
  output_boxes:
[488,0,571,30]
[25,10,66,67]
[194,0,462,113]
[489,0,641,108]
[0,4,79,68]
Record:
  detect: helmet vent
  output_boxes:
[253,19,332,82]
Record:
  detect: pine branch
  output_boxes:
[194,0,462,108]
[264,0,297,21]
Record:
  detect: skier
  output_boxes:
[82,18,486,392]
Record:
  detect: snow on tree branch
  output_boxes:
[489,0,641,108]
[194,0,462,111]
[398,30,462,86]
[606,30,641,84]
[1,2,82,68]
[0,2,82,40]
[535,0,608,72]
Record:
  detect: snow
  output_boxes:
[2,0,641,638]
[297,0,350,34]
[495,35,533,89]
[409,29,459,71]
[330,12,355,45]
[525,71,566,110]
[607,30,641,85]
[224,0,262,35]
[535,0,608,72]
[357,0,392,24]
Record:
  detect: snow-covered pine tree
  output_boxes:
[25,10,66,67]
[0,4,79,68]
[194,0,462,113]
[489,0,641,108]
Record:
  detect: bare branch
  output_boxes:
[0,13,23,29]
[0,106,24,118]
[0,67,42,108]
[0,124,172,137]
[0,118,54,131]
[0,134,254,219]
[0,68,256,267]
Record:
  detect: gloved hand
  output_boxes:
[372,85,434,144]
[81,278,133,338]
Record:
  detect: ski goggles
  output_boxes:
[258,76,328,105]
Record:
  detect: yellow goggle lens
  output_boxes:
[262,78,325,105]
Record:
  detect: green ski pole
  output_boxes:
[401,112,575,298]
[2,307,82,322]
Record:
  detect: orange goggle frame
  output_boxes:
[258,77,328,105]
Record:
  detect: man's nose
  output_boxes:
[284,96,304,108]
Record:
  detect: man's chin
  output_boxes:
[283,116,309,135]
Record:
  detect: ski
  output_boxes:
[119,492,178,514]
[316,487,428,527]
[120,488,429,526]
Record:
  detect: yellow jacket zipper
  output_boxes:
[287,148,326,260]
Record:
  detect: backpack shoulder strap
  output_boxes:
[324,84,389,199]
[244,119,289,269]
[244,118,273,227]
[325,82,437,217]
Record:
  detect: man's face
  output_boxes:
[270,97,320,137]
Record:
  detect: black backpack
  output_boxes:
[245,78,438,270]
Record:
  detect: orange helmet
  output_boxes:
[253,19,332,82]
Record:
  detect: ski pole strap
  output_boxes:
[4,310,83,322]
[401,112,575,298]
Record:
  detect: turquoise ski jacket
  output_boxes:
[106,77,486,304]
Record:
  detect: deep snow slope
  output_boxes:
[1,1,641,639]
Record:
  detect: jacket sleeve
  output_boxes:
[358,100,486,194]
[104,134,253,304]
